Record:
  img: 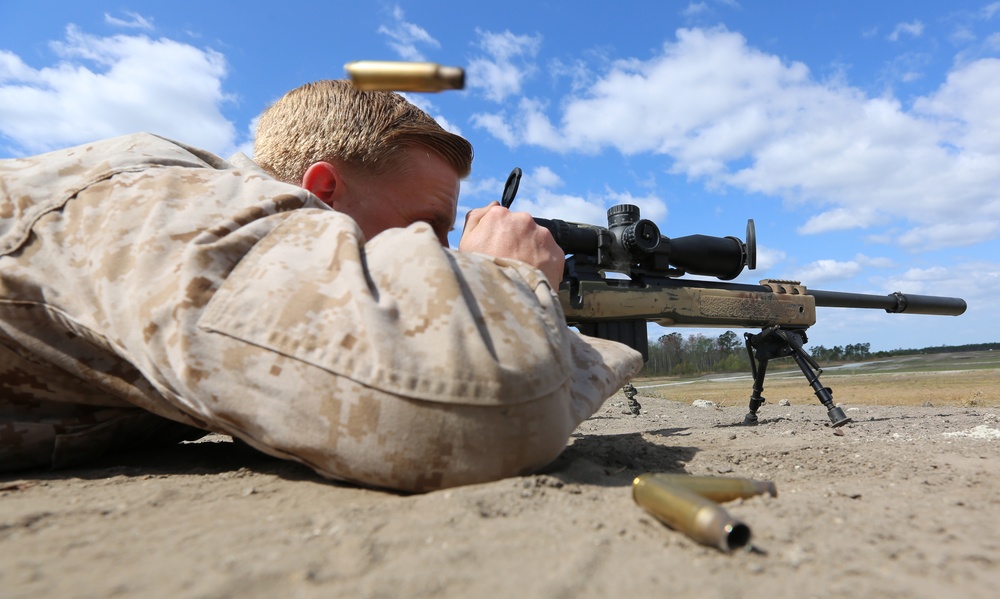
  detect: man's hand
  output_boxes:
[459,201,565,288]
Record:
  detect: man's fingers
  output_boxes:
[462,201,500,235]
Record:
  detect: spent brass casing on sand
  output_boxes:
[345,61,465,92]
[633,474,752,552]
[641,473,777,503]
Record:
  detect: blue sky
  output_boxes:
[2,1,998,352]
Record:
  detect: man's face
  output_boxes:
[339,147,461,246]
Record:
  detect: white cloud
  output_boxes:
[897,220,1000,250]
[472,96,560,149]
[888,20,924,42]
[0,51,37,82]
[771,252,894,286]
[460,163,666,233]
[683,2,709,17]
[517,191,608,226]
[467,30,541,102]
[470,111,517,146]
[530,165,563,188]
[400,92,463,137]
[498,166,605,224]
[987,32,1000,51]
[603,188,668,223]
[377,6,440,61]
[750,245,786,273]
[790,259,863,285]
[914,58,1000,153]
[683,0,739,18]
[236,115,258,159]
[949,25,976,45]
[471,27,1000,252]
[855,253,894,269]
[0,25,236,156]
[513,166,669,228]
[103,11,154,30]
[881,262,1000,302]
[549,57,598,93]
[799,206,885,234]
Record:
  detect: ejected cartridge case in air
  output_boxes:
[345,61,465,92]
[632,474,755,552]
[639,473,777,503]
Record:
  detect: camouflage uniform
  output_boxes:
[0,133,642,492]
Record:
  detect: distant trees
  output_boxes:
[642,332,877,376]
[809,342,871,363]
[644,330,751,376]
[871,342,1000,357]
[640,335,1000,377]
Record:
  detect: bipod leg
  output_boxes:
[742,331,771,425]
[775,329,852,427]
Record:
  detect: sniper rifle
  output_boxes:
[500,167,967,427]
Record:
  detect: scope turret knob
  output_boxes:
[607,204,640,228]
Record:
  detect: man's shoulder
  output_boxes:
[225,152,261,172]
[1,132,223,175]
[0,133,282,256]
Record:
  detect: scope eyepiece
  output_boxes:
[622,220,661,254]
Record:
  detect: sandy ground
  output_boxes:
[2,391,999,599]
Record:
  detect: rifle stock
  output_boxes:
[561,278,818,330]
[560,277,966,344]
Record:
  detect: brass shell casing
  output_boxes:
[640,473,777,503]
[345,61,465,92]
[633,474,754,552]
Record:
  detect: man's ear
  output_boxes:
[301,162,343,208]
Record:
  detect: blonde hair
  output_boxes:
[253,80,473,184]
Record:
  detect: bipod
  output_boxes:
[742,326,851,428]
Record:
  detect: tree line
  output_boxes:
[643,333,1000,377]
[643,331,921,377]
[644,331,750,377]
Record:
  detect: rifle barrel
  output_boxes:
[808,289,966,316]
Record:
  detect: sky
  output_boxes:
[2,1,998,353]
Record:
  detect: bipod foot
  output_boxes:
[622,383,641,416]
[743,411,759,426]
[827,405,851,427]
[626,398,642,415]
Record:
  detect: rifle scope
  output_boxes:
[535,204,756,281]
